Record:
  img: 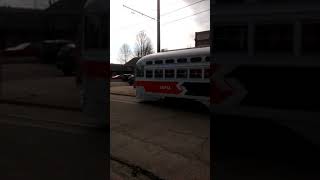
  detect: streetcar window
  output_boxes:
[165,59,174,64]
[146,70,153,78]
[204,69,210,78]
[136,68,144,77]
[205,56,210,62]
[155,60,163,64]
[154,69,163,78]
[190,69,202,78]
[177,58,187,63]
[165,69,175,78]
[176,69,188,78]
[190,57,202,63]
[146,61,153,65]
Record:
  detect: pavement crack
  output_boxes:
[167,129,208,140]
[111,155,165,180]
[193,137,210,166]
[112,129,209,166]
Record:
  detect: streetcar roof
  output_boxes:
[136,47,210,65]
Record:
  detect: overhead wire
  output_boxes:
[161,0,208,16]
[162,9,210,26]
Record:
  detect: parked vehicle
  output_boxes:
[56,43,77,76]
[1,42,41,57]
[121,74,133,81]
[111,75,122,80]
[39,40,74,64]
[128,75,135,86]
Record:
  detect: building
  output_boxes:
[124,57,141,73]
[110,63,133,76]
[195,30,210,48]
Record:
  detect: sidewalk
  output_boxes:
[0,111,109,180]
[0,77,81,110]
[110,85,136,97]
[0,78,136,109]
[0,56,40,64]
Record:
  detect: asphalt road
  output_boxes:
[2,63,320,179]
[0,95,210,180]
[0,106,108,180]
[0,62,210,179]
[110,94,210,180]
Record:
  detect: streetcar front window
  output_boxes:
[136,66,144,77]
[146,70,153,78]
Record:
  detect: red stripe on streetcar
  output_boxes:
[81,61,109,79]
[135,81,183,95]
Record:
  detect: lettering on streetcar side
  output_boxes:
[160,85,172,90]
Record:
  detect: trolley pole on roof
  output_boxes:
[157,0,160,52]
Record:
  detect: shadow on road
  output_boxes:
[139,98,210,115]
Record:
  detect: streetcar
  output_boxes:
[134,47,210,107]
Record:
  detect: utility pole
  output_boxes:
[157,0,160,52]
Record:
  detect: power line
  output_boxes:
[123,4,156,21]
[162,9,210,26]
[161,0,208,16]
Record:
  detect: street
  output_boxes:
[111,94,210,179]
[3,63,318,179]
[0,95,210,179]
[0,63,210,179]
[0,103,108,180]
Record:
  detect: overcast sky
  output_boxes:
[111,0,209,64]
[0,0,210,64]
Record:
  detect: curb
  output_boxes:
[0,94,136,111]
[0,58,41,65]
[110,92,136,97]
[0,99,82,112]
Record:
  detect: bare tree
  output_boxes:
[118,43,132,64]
[134,31,154,57]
